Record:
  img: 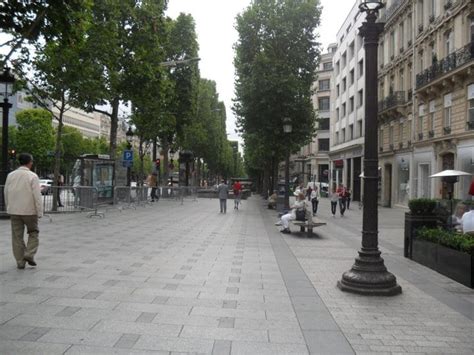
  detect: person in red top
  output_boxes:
[336,184,347,216]
[233,180,242,210]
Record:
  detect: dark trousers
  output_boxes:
[151,187,158,201]
[311,199,319,214]
[339,197,346,216]
[331,201,337,215]
[346,197,351,209]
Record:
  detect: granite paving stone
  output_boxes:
[1,197,473,354]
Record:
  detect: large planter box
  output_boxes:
[404,213,438,258]
[412,239,473,288]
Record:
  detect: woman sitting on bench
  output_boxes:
[278,192,308,234]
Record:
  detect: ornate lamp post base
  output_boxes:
[338,250,401,296]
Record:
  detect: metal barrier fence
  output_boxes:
[159,186,198,204]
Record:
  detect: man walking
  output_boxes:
[217,179,229,213]
[4,153,43,269]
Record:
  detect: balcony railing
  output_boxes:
[416,42,474,89]
[378,91,406,113]
[385,0,404,21]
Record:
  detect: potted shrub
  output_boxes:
[404,198,438,258]
[413,227,474,288]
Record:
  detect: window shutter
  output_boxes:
[444,93,452,107]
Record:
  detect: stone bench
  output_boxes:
[291,220,326,237]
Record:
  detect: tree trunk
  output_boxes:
[109,97,120,160]
[197,158,201,187]
[162,143,169,185]
[52,108,64,212]
[139,137,145,186]
[152,138,157,161]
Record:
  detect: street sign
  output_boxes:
[123,150,133,161]
[122,150,133,168]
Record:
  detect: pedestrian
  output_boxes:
[310,185,320,216]
[336,184,347,216]
[306,185,313,201]
[268,190,278,209]
[345,188,352,209]
[4,153,43,269]
[276,192,308,234]
[330,187,338,217]
[217,179,229,213]
[461,205,474,235]
[147,172,158,202]
[57,173,64,207]
[232,180,242,210]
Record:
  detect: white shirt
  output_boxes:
[461,210,474,233]
[4,167,43,217]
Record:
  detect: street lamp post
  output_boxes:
[0,67,15,213]
[338,0,401,296]
[126,126,133,187]
[283,118,292,211]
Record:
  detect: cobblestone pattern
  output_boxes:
[0,199,308,354]
[272,198,474,355]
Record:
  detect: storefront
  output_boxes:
[412,149,434,199]
[395,155,410,206]
[457,139,474,201]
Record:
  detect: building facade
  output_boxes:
[329,3,367,202]
[377,0,474,207]
[295,44,336,186]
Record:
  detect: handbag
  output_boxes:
[295,208,306,221]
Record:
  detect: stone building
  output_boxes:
[329,3,367,202]
[295,44,336,187]
[377,0,474,207]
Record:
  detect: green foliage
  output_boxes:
[234,0,321,179]
[408,198,437,215]
[15,109,55,173]
[416,227,474,255]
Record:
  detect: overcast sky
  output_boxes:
[166,0,355,144]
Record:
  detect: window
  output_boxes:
[418,104,425,133]
[444,93,452,127]
[349,41,355,59]
[342,77,346,92]
[341,51,347,68]
[468,84,474,128]
[429,100,436,132]
[336,108,340,121]
[430,0,436,18]
[399,70,404,91]
[358,120,363,137]
[358,89,364,107]
[336,84,340,96]
[349,69,354,86]
[335,60,340,75]
[430,42,437,64]
[445,30,454,56]
[389,125,394,145]
[342,128,346,142]
[358,59,364,77]
[319,118,330,130]
[379,128,384,149]
[471,17,474,42]
[407,15,413,43]
[349,96,354,113]
[342,103,346,117]
[319,79,330,91]
[318,97,330,111]
[336,132,339,145]
[389,31,395,58]
[399,21,405,50]
[349,124,354,140]
[323,62,332,70]
[318,138,329,151]
[418,0,424,29]
[419,50,424,72]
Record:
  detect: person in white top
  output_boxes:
[277,192,309,234]
[310,186,321,216]
[4,153,43,269]
[461,207,474,235]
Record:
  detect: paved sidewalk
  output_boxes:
[0,196,472,354]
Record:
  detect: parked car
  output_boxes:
[39,179,53,195]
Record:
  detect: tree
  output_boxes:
[77,0,168,160]
[15,109,55,174]
[234,0,321,191]
[0,0,92,66]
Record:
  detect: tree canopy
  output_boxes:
[234,0,321,187]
